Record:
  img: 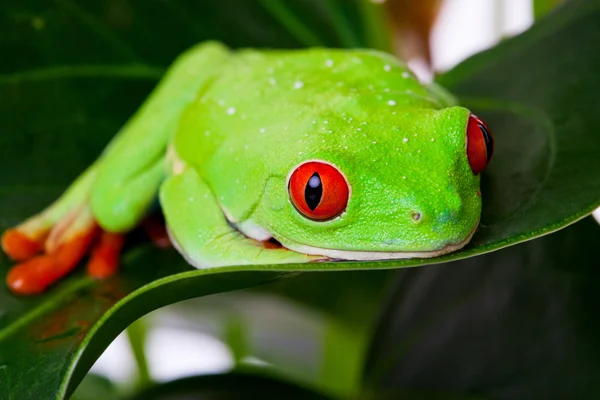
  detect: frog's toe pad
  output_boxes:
[5,221,100,295]
[87,231,125,278]
[2,229,46,262]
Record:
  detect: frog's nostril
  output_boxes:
[411,211,422,223]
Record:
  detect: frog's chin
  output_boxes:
[281,225,478,261]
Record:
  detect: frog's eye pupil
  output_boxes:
[305,173,322,210]
[289,161,349,221]
[466,114,494,175]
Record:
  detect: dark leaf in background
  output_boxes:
[127,372,335,400]
[363,217,600,399]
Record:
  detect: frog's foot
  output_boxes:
[141,214,172,249]
[2,206,125,295]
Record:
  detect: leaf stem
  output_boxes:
[357,0,393,52]
[125,318,153,389]
[258,0,324,47]
[322,0,360,48]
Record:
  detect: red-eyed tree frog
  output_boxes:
[2,42,493,295]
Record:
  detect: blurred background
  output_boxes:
[89,0,541,388]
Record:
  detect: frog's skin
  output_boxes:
[1,42,492,295]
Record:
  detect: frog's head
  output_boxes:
[260,106,493,260]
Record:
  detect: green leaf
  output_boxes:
[126,372,336,400]
[1,0,600,399]
[434,0,600,260]
[362,216,600,399]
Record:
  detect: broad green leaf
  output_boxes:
[126,372,335,400]
[1,0,599,399]
[362,216,600,399]
[434,0,600,259]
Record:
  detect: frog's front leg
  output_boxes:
[2,42,231,295]
[160,167,324,268]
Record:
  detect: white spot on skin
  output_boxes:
[293,81,304,89]
[384,64,391,72]
[269,78,276,85]
[402,71,411,79]
[431,138,435,141]
[388,100,397,106]
[325,59,334,67]
[204,130,210,136]
[260,128,266,133]
[324,120,329,124]
[403,138,409,143]
[372,141,377,144]
[227,107,236,115]
[403,176,406,179]
[217,100,225,106]
[298,152,303,155]
[357,128,362,131]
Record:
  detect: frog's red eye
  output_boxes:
[466,114,494,175]
[288,161,349,221]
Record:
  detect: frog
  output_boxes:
[1,41,493,295]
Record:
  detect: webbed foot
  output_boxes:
[2,206,124,295]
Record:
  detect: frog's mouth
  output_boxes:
[224,207,477,262]
[281,223,478,261]
[232,214,478,261]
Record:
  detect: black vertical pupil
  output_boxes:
[305,173,323,211]
[478,123,494,162]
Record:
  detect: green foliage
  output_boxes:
[1,0,599,399]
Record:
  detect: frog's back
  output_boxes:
[172,47,450,220]
[175,47,442,167]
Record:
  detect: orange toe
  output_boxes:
[7,256,59,295]
[6,224,99,296]
[87,231,125,278]
[141,216,172,249]
[2,229,45,261]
